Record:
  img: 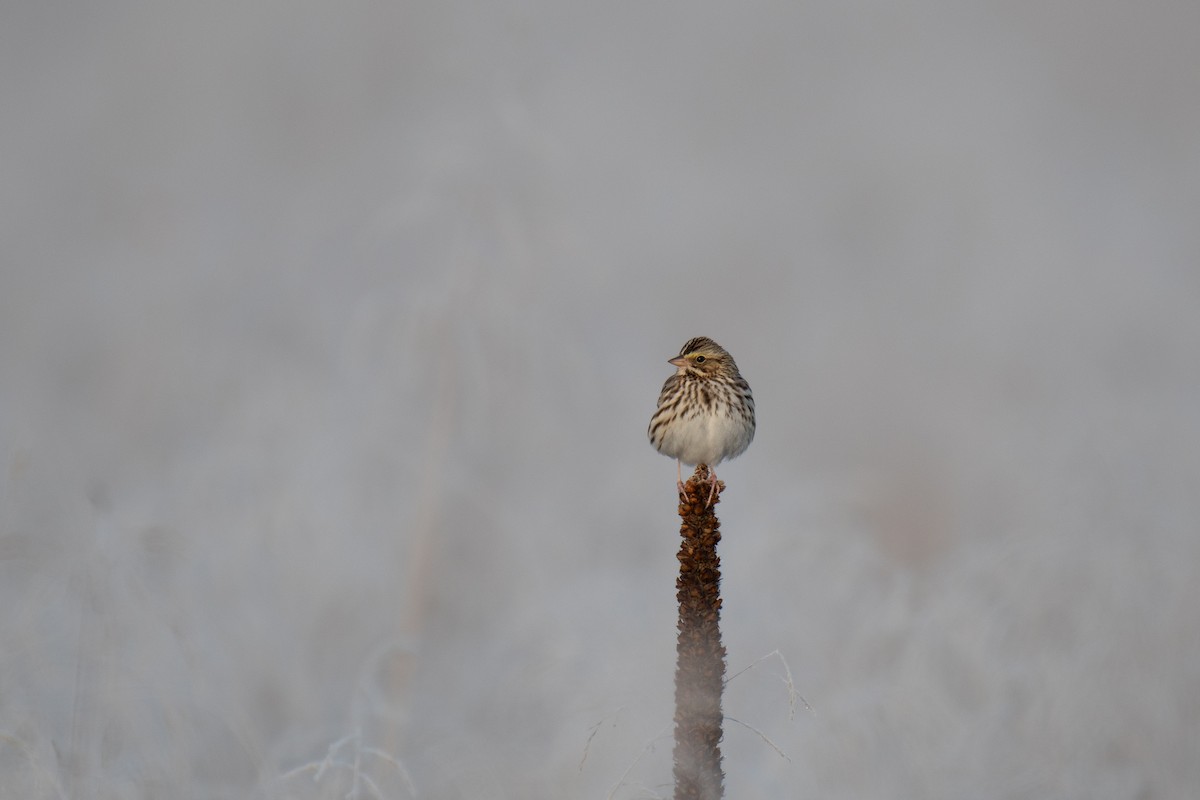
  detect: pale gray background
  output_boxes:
[2,2,1198,798]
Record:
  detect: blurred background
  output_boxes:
[2,2,1198,798]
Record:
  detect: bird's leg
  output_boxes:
[676,459,686,500]
[705,465,719,507]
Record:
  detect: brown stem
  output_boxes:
[673,464,726,800]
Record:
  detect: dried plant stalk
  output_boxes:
[672,465,726,800]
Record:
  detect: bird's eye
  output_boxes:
[694,355,706,363]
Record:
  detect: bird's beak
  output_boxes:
[669,356,687,368]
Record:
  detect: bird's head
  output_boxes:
[670,337,733,377]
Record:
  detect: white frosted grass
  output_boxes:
[274,728,416,800]
[2,1,1199,798]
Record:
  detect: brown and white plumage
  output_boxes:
[648,337,755,502]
